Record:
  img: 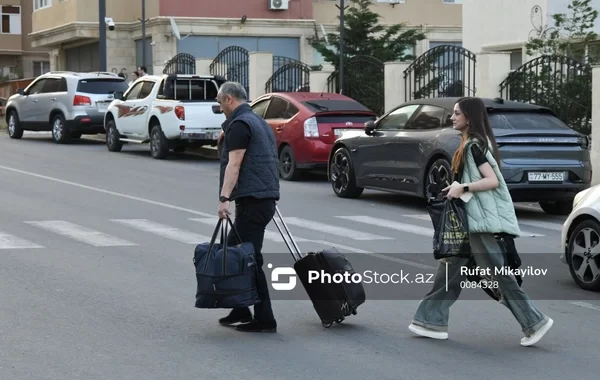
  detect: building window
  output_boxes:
[34,0,52,11]
[509,49,523,70]
[33,61,50,77]
[1,5,21,35]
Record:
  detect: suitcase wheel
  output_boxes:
[322,321,333,328]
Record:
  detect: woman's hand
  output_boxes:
[443,182,464,199]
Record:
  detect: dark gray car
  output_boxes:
[327,97,592,215]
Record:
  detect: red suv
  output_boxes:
[250,92,377,180]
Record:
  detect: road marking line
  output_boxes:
[190,219,433,268]
[569,301,600,312]
[0,164,214,218]
[24,221,136,247]
[402,214,545,237]
[0,165,432,269]
[111,219,210,244]
[517,219,563,232]
[283,217,394,241]
[337,215,434,237]
[0,231,44,249]
[188,218,312,243]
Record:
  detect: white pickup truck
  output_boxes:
[103,73,226,159]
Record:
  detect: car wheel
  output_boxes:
[539,200,573,215]
[566,219,600,291]
[279,145,300,181]
[105,120,123,152]
[51,114,70,144]
[425,158,453,198]
[7,111,23,139]
[329,147,364,198]
[150,124,169,159]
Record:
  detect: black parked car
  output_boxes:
[327,97,592,215]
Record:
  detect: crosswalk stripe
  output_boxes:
[402,214,546,237]
[188,218,312,243]
[336,215,434,237]
[0,231,44,249]
[517,219,563,232]
[284,217,394,240]
[110,219,209,244]
[24,221,136,247]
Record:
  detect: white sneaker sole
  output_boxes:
[521,318,554,347]
[408,323,448,340]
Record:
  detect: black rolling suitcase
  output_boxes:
[272,206,366,328]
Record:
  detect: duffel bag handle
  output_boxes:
[207,218,224,256]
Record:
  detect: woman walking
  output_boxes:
[408,97,553,347]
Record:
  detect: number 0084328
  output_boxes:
[460,280,499,289]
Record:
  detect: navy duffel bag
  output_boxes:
[193,216,260,309]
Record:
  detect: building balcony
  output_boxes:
[31,0,160,34]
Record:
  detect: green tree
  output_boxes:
[312,0,426,67]
[509,0,598,135]
[526,0,599,62]
[310,0,427,114]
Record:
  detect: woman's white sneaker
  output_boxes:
[408,323,448,340]
[521,318,553,347]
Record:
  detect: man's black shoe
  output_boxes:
[218,309,252,326]
[235,319,277,333]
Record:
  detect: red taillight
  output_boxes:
[73,95,91,106]
[175,106,185,120]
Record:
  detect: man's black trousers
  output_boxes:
[226,198,277,322]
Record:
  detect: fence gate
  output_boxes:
[163,53,196,74]
[209,46,249,94]
[403,45,477,101]
[265,58,310,93]
[499,54,592,135]
[326,55,385,116]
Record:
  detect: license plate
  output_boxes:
[528,172,564,182]
[334,128,350,136]
[96,102,108,111]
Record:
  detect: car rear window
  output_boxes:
[302,99,372,112]
[77,78,129,94]
[488,112,571,130]
[173,79,219,101]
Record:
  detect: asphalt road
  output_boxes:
[0,132,598,380]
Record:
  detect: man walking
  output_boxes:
[216,82,280,333]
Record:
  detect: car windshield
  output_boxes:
[302,99,372,113]
[488,112,571,130]
[77,79,129,94]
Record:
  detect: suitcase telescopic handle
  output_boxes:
[272,205,303,262]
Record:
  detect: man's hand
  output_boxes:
[218,200,231,219]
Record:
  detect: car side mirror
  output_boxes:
[364,120,375,135]
[16,88,24,96]
[113,91,124,100]
[212,105,223,114]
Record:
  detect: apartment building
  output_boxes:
[0,0,50,80]
[462,0,600,70]
[28,0,462,80]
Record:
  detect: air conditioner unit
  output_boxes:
[269,0,289,11]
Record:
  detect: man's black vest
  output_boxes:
[219,103,280,201]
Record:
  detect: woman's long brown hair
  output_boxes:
[450,97,501,175]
